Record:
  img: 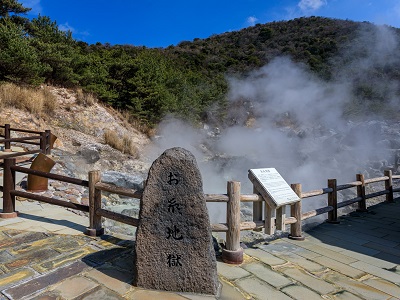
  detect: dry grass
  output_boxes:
[104,129,139,158]
[0,83,57,116]
[76,89,96,106]
[120,110,156,137]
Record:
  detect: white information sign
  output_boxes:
[249,168,300,206]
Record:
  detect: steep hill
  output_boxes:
[167,17,361,77]
[2,10,400,127]
[1,86,151,179]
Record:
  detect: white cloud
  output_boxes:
[246,16,258,26]
[59,22,75,33]
[298,0,327,12]
[20,0,42,14]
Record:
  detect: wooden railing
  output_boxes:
[1,144,400,263]
[0,124,53,194]
[0,124,52,159]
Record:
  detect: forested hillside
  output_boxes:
[1,0,400,129]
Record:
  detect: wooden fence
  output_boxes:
[1,124,400,264]
[0,124,53,196]
[0,124,52,158]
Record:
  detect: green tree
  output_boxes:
[0,20,44,84]
[27,16,78,85]
[0,0,30,27]
[0,0,30,17]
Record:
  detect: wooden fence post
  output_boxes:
[40,131,47,154]
[85,170,104,236]
[356,173,367,212]
[384,170,393,203]
[252,186,262,231]
[327,179,340,223]
[265,202,276,235]
[0,158,17,218]
[222,181,243,264]
[45,130,51,154]
[276,205,286,231]
[4,124,11,152]
[288,183,304,240]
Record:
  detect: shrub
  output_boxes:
[104,129,138,158]
[0,83,57,116]
[76,88,96,106]
[41,86,57,114]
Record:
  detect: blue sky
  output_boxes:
[20,0,400,48]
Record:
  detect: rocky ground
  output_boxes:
[3,87,151,236]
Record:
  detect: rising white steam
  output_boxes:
[146,24,400,222]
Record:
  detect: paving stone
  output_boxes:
[2,261,89,300]
[216,280,247,300]
[0,218,25,228]
[0,231,48,249]
[5,248,59,270]
[314,230,371,246]
[309,235,382,257]
[82,247,129,266]
[281,284,324,300]
[242,262,292,288]
[364,242,400,258]
[324,272,393,300]
[0,250,14,263]
[0,268,36,290]
[26,291,61,300]
[259,241,321,259]
[4,219,53,231]
[125,289,189,299]
[339,249,397,269]
[311,256,366,279]
[362,277,400,298]
[350,261,400,284]
[373,252,400,265]
[281,268,336,295]
[85,266,133,294]
[348,232,399,248]
[177,291,216,300]
[303,235,349,253]
[244,248,287,266]
[33,247,95,273]
[360,219,400,231]
[216,261,251,280]
[340,226,389,238]
[74,286,124,300]
[285,240,358,264]
[0,232,9,241]
[272,251,325,272]
[110,253,135,271]
[236,277,292,300]
[9,236,60,254]
[51,276,99,299]
[331,291,364,299]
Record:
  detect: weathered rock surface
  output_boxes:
[134,147,219,295]
[101,171,144,190]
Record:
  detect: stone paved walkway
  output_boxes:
[0,198,399,299]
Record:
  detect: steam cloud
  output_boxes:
[146,23,400,223]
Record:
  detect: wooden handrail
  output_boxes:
[0,136,42,143]
[301,187,333,198]
[1,125,400,257]
[10,190,89,212]
[95,182,143,198]
[11,165,89,187]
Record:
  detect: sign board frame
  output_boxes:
[248,168,300,207]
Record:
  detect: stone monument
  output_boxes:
[134,147,219,295]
